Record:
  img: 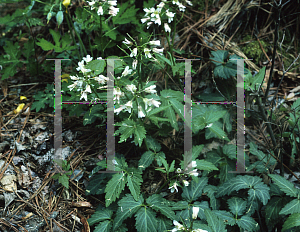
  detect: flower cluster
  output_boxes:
[141,0,192,32]
[86,0,119,16]
[169,161,199,193]
[172,216,208,232]
[68,55,108,102]
[123,37,164,60]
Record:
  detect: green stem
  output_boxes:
[65,11,81,59]
[66,12,87,57]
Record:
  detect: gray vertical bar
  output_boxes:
[106,59,116,172]
[229,59,253,173]
[184,60,192,172]
[54,60,62,163]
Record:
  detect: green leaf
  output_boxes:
[49,28,61,47]
[280,199,300,215]
[236,215,260,232]
[204,208,227,232]
[147,105,171,117]
[250,66,266,91]
[265,197,289,227]
[112,1,139,24]
[138,151,155,170]
[282,213,300,231]
[94,220,113,232]
[182,177,208,201]
[36,38,55,51]
[196,160,219,171]
[210,50,228,65]
[87,208,113,226]
[206,123,230,141]
[268,174,299,198]
[126,168,143,201]
[105,172,126,207]
[85,59,106,75]
[154,53,172,66]
[58,174,69,189]
[227,197,247,216]
[146,194,176,220]
[145,136,161,152]
[135,208,158,232]
[213,210,236,226]
[134,124,146,147]
[113,194,144,231]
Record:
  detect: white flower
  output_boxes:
[123,38,133,46]
[192,207,199,219]
[189,169,199,176]
[164,23,171,32]
[114,105,125,115]
[132,60,138,70]
[130,48,138,57]
[94,75,108,85]
[113,87,124,104]
[88,0,96,10]
[97,57,103,60]
[83,55,93,63]
[149,40,160,46]
[166,10,175,23]
[157,2,165,8]
[152,47,164,54]
[150,7,161,19]
[141,17,150,24]
[144,85,156,94]
[143,7,155,17]
[153,16,161,25]
[76,60,91,74]
[109,6,119,16]
[80,91,88,101]
[147,21,153,29]
[97,6,103,15]
[172,220,185,232]
[185,0,193,6]
[172,0,180,5]
[182,180,189,186]
[85,84,92,93]
[68,82,77,91]
[178,2,186,11]
[126,84,137,94]
[138,105,145,118]
[144,48,152,58]
[124,101,133,113]
[168,182,178,193]
[143,98,160,110]
[176,168,182,173]
[205,123,213,128]
[122,66,133,77]
[107,1,117,6]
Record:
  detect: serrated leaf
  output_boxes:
[94,220,113,232]
[127,169,143,201]
[157,216,173,232]
[135,207,157,232]
[134,124,146,147]
[268,174,298,197]
[182,177,208,201]
[146,194,176,220]
[147,105,171,116]
[279,199,300,215]
[105,172,126,207]
[227,197,247,216]
[36,38,55,51]
[207,123,230,141]
[113,194,144,231]
[87,208,113,226]
[49,28,61,46]
[112,1,139,24]
[138,151,155,170]
[265,197,290,227]
[169,98,184,120]
[58,174,69,189]
[210,50,228,65]
[204,208,227,232]
[282,213,300,231]
[196,160,219,171]
[213,210,236,226]
[236,215,259,232]
[204,185,219,210]
[145,136,161,152]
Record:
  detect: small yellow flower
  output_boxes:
[62,0,71,13]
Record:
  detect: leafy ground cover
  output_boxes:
[0,0,300,231]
